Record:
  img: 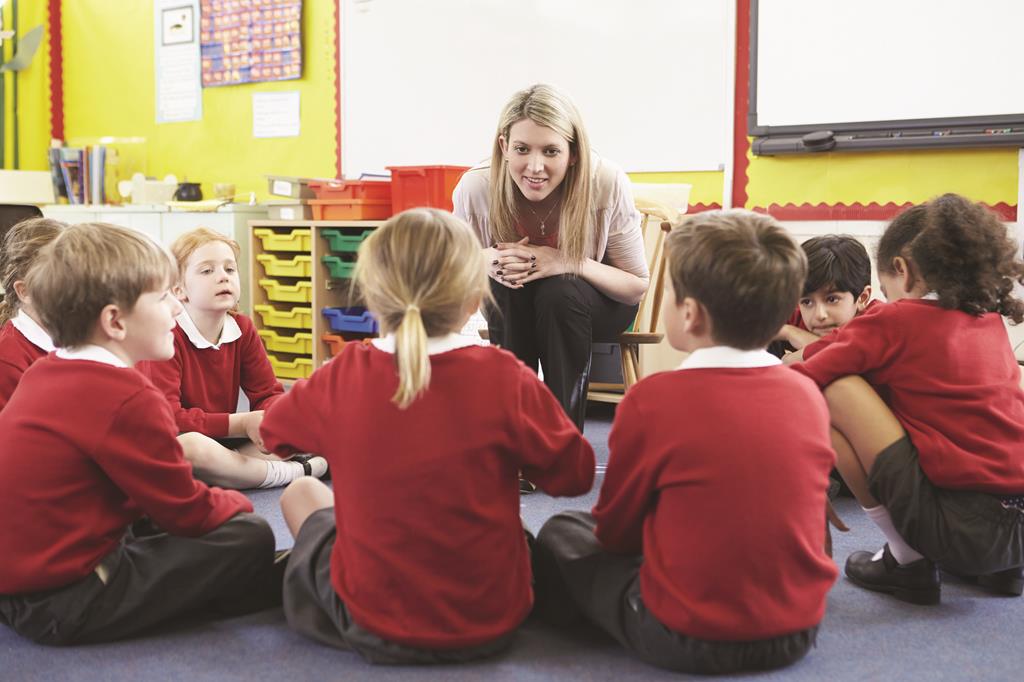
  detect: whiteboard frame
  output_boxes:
[338,0,733,176]
[747,0,1024,154]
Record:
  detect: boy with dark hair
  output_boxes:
[0,222,278,645]
[534,210,837,675]
[772,234,876,359]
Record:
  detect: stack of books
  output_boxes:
[47,146,107,205]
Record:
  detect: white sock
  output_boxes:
[863,505,925,565]
[258,460,304,489]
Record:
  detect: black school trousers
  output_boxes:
[485,275,637,431]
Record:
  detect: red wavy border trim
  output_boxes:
[686,202,722,214]
[333,0,342,178]
[48,0,63,140]
[756,202,1017,222]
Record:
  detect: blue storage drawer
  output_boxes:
[322,307,379,334]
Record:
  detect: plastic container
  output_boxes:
[258,329,314,355]
[267,354,314,380]
[266,175,322,199]
[253,304,313,330]
[256,253,313,278]
[322,255,357,280]
[321,228,374,253]
[310,199,391,220]
[322,333,347,357]
[322,307,379,334]
[308,179,391,202]
[266,201,313,220]
[259,279,313,304]
[253,227,312,252]
[386,165,470,213]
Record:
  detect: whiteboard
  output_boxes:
[753,0,1024,129]
[340,0,732,176]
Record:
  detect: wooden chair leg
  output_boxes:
[622,344,638,389]
[628,345,640,386]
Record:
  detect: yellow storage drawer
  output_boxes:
[253,228,312,252]
[258,329,314,355]
[268,354,314,380]
[253,304,313,330]
[256,253,313,278]
[259,278,313,303]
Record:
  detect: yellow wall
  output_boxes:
[61,0,337,200]
[2,0,50,170]
[745,146,1018,210]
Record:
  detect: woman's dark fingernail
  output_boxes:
[530,255,537,260]
[492,259,499,265]
[497,270,503,275]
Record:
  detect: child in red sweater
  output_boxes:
[0,217,64,410]
[145,228,326,489]
[261,209,595,664]
[0,222,277,645]
[534,210,837,674]
[772,234,877,360]
[795,194,1024,604]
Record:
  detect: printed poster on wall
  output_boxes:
[200,0,303,87]
[154,0,203,122]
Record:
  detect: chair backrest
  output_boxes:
[629,211,674,335]
[0,204,43,244]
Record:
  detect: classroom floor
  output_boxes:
[5,404,1024,681]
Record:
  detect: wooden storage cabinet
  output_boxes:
[249,220,384,380]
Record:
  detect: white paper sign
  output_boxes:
[253,92,301,138]
[154,0,202,123]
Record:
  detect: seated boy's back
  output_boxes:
[0,353,246,593]
[595,360,836,640]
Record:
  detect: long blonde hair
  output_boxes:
[354,209,491,408]
[0,217,66,325]
[489,84,593,271]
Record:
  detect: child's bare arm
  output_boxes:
[776,324,820,350]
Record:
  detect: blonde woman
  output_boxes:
[453,84,649,430]
[263,209,594,663]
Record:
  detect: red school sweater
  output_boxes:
[795,299,1024,492]
[260,342,595,649]
[0,321,47,412]
[143,313,283,437]
[592,366,838,641]
[0,355,251,594]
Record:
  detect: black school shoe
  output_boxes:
[845,544,941,605]
[951,567,1024,597]
[520,478,537,495]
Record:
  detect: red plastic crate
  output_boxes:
[310,199,392,220]
[386,165,470,213]
[308,179,391,202]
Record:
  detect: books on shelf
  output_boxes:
[47,145,107,205]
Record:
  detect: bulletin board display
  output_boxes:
[199,0,302,87]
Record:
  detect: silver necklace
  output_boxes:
[524,199,560,235]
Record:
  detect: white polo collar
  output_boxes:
[176,309,242,350]
[922,292,939,301]
[56,344,129,368]
[371,332,481,355]
[678,345,781,370]
[11,310,56,352]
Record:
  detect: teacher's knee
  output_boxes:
[533,276,590,321]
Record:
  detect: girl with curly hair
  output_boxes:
[794,193,1024,605]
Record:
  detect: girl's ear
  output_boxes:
[498,135,509,159]
[12,280,28,305]
[172,283,188,303]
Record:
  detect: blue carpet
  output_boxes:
[5,404,1024,680]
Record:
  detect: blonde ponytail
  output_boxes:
[393,304,430,408]
[354,209,492,410]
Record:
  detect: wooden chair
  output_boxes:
[587,210,674,404]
